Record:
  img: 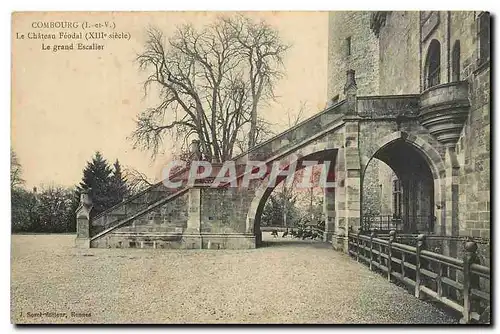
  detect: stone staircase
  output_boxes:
[85,99,347,247]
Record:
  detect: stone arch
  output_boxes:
[245,141,340,236]
[361,131,446,233]
[363,131,445,180]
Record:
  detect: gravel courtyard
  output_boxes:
[11,234,457,324]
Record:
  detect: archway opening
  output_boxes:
[362,139,435,234]
[252,149,338,247]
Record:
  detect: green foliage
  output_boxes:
[11,151,131,234]
[74,152,129,218]
[75,151,114,216]
[110,159,128,204]
[11,186,74,233]
[261,195,282,227]
[11,188,37,233]
[261,190,300,227]
[34,186,74,233]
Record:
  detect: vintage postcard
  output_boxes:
[11,11,491,324]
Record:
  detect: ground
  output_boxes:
[11,234,457,324]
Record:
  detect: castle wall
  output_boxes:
[451,12,491,239]
[375,11,490,239]
[378,11,421,94]
[327,11,379,103]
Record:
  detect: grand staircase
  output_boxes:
[88,100,347,246]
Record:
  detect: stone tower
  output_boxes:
[327,12,394,222]
[327,11,380,105]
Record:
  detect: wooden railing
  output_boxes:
[347,230,490,324]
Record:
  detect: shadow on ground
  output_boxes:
[260,235,331,249]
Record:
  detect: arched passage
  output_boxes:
[361,132,444,234]
[247,148,338,246]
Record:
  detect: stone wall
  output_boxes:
[453,11,490,239]
[201,187,252,234]
[90,192,189,248]
[420,11,490,239]
[362,158,394,217]
[327,12,379,103]
[449,11,477,81]
[378,11,421,94]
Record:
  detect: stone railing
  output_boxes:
[357,95,420,118]
[90,188,190,242]
[90,169,188,237]
[233,100,346,162]
[347,231,490,324]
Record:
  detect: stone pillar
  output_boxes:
[333,69,362,252]
[443,147,460,257]
[344,124,362,235]
[332,149,346,251]
[75,191,93,248]
[185,187,202,248]
[323,187,335,242]
[333,145,362,252]
[343,69,362,240]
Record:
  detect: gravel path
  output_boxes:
[11,234,458,324]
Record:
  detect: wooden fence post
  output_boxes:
[369,230,376,271]
[378,241,382,267]
[436,261,444,298]
[415,233,426,299]
[460,240,478,324]
[356,230,361,262]
[388,229,396,281]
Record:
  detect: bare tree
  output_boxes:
[123,167,154,195]
[234,116,274,154]
[132,15,289,162]
[11,149,24,189]
[222,16,289,150]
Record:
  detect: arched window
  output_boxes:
[452,40,461,81]
[477,12,490,65]
[425,39,441,89]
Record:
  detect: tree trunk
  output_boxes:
[283,208,287,228]
[248,104,258,149]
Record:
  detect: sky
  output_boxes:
[11,11,328,189]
